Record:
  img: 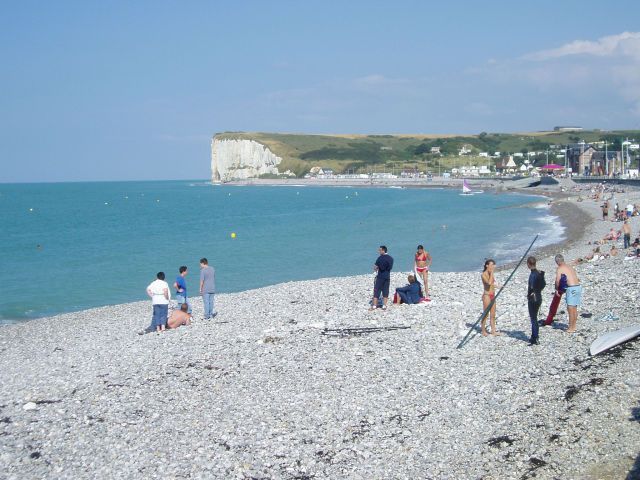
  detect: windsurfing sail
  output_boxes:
[462,179,472,194]
[590,324,640,355]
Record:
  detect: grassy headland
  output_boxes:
[214,130,640,177]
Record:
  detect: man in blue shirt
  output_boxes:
[370,245,394,310]
[174,266,192,316]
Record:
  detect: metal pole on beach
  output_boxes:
[456,234,539,349]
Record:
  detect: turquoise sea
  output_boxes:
[0,181,563,324]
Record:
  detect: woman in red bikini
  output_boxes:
[481,259,500,337]
[414,245,432,298]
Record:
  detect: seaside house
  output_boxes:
[401,168,419,178]
[309,166,324,177]
[430,146,441,154]
[505,156,517,172]
[565,143,615,175]
[458,144,472,156]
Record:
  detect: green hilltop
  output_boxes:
[214,130,640,177]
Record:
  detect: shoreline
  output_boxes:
[1,180,639,478]
[0,181,571,325]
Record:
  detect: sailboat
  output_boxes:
[460,179,483,195]
[461,179,473,195]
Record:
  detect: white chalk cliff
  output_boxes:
[211,137,285,182]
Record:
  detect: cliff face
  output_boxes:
[211,137,285,182]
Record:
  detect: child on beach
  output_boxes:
[147,272,170,333]
[480,259,500,337]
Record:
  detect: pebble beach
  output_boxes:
[1,180,639,479]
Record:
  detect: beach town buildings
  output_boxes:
[565,142,621,176]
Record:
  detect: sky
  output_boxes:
[1,0,640,182]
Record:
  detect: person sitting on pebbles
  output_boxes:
[167,303,192,329]
[393,274,422,305]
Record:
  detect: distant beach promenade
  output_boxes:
[1,180,639,478]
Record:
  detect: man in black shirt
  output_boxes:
[370,245,394,310]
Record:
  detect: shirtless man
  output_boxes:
[167,303,192,329]
[622,219,631,249]
[554,254,581,333]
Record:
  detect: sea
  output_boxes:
[0,181,564,324]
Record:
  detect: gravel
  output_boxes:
[1,181,639,479]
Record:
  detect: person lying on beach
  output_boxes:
[167,303,192,329]
[602,228,620,241]
[480,259,500,337]
[393,275,421,305]
[573,247,611,265]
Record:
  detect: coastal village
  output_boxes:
[210,129,640,184]
[304,129,640,180]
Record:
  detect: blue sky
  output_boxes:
[2,0,640,182]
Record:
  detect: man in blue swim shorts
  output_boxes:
[554,254,582,333]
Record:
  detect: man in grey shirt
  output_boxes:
[199,257,217,319]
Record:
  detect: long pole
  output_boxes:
[457,234,539,349]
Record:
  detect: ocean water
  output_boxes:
[0,181,563,324]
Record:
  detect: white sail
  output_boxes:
[462,179,472,194]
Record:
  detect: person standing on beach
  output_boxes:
[601,201,608,221]
[526,256,546,345]
[622,219,632,249]
[480,259,500,337]
[414,245,432,298]
[369,245,394,310]
[199,258,217,319]
[146,272,170,333]
[174,266,192,316]
[554,254,581,333]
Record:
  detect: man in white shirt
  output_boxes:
[146,272,170,333]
